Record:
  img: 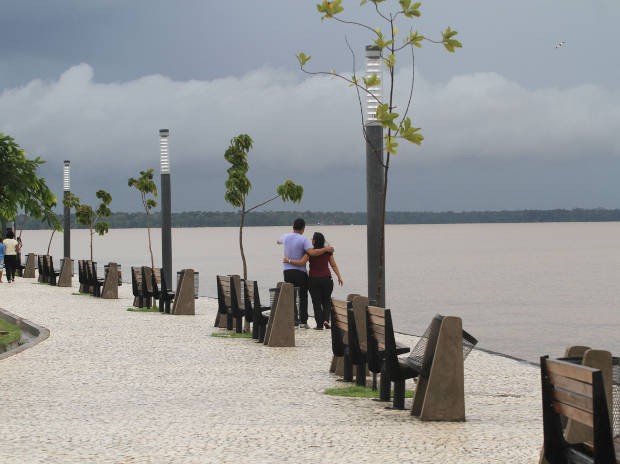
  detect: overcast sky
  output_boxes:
[1,0,619,213]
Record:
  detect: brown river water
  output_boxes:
[18,222,620,363]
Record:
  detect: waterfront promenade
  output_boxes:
[0,279,541,463]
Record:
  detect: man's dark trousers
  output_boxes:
[283,269,309,325]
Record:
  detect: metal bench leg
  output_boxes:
[356,362,366,387]
[343,353,354,382]
[379,365,391,402]
[393,380,406,409]
[226,313,233,331]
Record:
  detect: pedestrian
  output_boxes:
[284,232,343,330]
[277,218,333,328]
[3,230,21,283]
[0,237,5,283]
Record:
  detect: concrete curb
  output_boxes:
[0,307,50,360]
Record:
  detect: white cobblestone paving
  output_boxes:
[0,278,541,463]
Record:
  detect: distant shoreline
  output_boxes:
[13,208,620,230]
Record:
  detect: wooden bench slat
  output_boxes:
[548,372,593,398]
[552,401,594,428]
[546,359,599,383]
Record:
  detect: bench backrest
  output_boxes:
[140,266,155,297]
[330,298,350,357]
[216,275,241,314]
[540,356,616,463]
[367,306,407,376]
[78,260,87,284]
[243,280,261,322]
[131,266,143,296]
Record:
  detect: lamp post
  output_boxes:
[159,129,172,288]
[365,45,385,307]
[63,160,71,258]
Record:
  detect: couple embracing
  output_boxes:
[277,218,344,330]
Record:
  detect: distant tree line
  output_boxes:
[13,208,620,230]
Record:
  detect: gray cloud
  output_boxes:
[2,62,620,213]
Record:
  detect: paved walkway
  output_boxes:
[0,278,541,463]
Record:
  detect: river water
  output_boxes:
[18,222,620,363]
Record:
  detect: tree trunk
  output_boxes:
[47,229,55,255]
[90,227,94,261]
[146,212,155,271]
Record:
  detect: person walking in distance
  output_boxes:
[0,237,5,283]
[3,230,21,283]
[278,218,333,328]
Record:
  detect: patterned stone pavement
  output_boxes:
[0,278,542,463]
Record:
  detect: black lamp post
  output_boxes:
[365,45,385,307]
[160,129,172,288]
[63,160,71,258]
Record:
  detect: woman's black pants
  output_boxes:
[309,277,334,326]
[4,255,17,281]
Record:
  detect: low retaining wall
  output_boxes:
[0,308,50,360]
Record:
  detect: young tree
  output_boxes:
[0,132,62,232]
[297,0,461,304]
[63,191,112,261]
[224,134,303,281]
[128,169,158,271]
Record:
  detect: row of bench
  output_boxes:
[213,275,284,344]
[130,266,196,315]
[331,295,478,419]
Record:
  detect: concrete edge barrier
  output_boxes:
[0,307,50,361]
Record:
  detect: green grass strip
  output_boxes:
[0,319,21,347]
[211,331,252,338]
[324,385,413,398]
[127,307,160,312]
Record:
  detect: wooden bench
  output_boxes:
[214,275,244,333]
[243,280,270,341]
[541,356,619,463]
[330,298,369,384]
[368,309,477,416]
[78,260,89,293]
[150,267,175,313]
[37,255,45,283]
[86,261,105,297]
[43,255,60,286]
[131,266,162,308]
[131,266,146,307]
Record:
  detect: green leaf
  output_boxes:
[376,104,399,131]
[385,135,399,154]
[407,31,424,48]
[362,74,381,89]
[442,27,462,53]
[317,0,344,19]
[400,117,424,145]
[277,180,304,203]
[296,52,311,67]
[384,53,396,70]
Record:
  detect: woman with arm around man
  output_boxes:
[284,232,343,330]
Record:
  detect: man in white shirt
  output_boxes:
[278,218,333,328]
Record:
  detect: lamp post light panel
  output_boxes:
[63,160,71,191]
[365,46,382,124]
[159,129,170,174]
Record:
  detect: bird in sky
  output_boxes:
[555,41,566,49]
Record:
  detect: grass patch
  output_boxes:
[211,331,252,338]
[0,319,21,347]
[127,307,160,312]
[324,385,413,399]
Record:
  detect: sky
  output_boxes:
[1,0,619,213]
